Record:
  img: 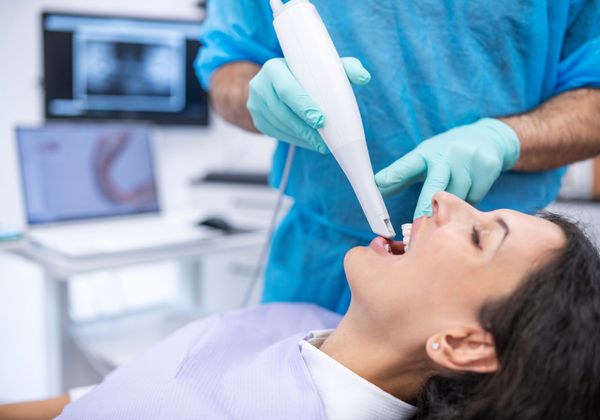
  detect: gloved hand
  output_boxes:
[247,57,371,154]
[375,118,521,219]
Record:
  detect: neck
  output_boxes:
[318,310,432,401]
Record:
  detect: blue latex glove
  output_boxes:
[375,118,521,219]
[247,57,371,154]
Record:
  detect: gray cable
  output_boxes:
[241,144,296,306]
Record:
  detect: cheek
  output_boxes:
[428,221,484,263]
[424,261,512,321]
[483,259,528,299]
[407,242,484,303]
[410,238,468,274]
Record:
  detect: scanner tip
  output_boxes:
[381,218,396,239]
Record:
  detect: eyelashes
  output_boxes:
[471,226,482,250]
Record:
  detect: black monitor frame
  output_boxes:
[42,11,209,126]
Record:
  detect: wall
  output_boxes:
[0,0,275,401]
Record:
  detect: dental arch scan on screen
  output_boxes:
[17,125,160,225]
[43,13,209,125]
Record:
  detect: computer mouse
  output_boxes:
[197,216,235,233]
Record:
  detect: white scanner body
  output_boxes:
[270,0,396,238]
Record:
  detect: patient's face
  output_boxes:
[344,192,565,339]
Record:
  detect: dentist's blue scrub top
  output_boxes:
[196,1,600,313]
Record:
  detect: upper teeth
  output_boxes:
[401,224,412,250]
[384,244,392,254]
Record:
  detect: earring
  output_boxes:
[431,342,440,351]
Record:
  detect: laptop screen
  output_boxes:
[17,124,160,225]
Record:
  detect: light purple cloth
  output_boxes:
[57,303,342,419]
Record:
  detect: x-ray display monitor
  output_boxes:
[43,13,208,125]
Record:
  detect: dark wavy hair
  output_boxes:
[413,213,600,420]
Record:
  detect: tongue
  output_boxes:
[389,240,405,255]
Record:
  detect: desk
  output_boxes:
[10,230,267,395]
[0,238,24,251]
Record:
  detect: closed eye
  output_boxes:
[471,226,482,250]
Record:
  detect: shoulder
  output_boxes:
[58,304,335,419]
[156,303,341,358]
[134,303,341,358]
[218,302,342,336]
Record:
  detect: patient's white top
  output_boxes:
[300,330,417,420]
[63,305,416,420]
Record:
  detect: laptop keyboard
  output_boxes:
[29,218,215,257]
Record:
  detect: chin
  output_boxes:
[344,246,366,268]
[343,246,373,287]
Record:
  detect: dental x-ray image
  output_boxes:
[85,41,173,98]
[74,32,186,113]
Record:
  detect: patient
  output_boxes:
[2,192,599,420]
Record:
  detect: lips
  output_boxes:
[369,236,405,256]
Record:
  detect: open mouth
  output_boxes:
[369,236,405,256]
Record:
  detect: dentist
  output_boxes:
[195,0,600,313]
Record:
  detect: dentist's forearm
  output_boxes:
[210,62,261,132]
[0,395,70,420]
[500,88,600,171]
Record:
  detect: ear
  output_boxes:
[426,327,498,374]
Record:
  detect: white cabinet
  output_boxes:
[197,246,265,313]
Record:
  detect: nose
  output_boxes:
[431,191,479,226]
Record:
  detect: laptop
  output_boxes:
[16,124,212,257]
